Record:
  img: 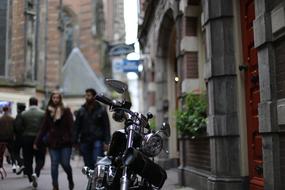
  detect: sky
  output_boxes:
[124,0,140,61]
[124,0,140,111]
[124,0,138,44]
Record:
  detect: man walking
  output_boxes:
[13,103,26,175]
[0,106,16,171]
[74,88,110,169]
[16,97,45,188]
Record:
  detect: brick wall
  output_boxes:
[180,52,198,80]
[46,0,61,90]
[185,17,197,36]
[180,10,199,81]
[180,137,211,171]
[79,0,100,73]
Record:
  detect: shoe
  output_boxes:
[12,164,17,173]
[53,185,59,190]
[30,182,34,188]
[6,156,11,164]
[69,182,74,190]
[16,165,25,175]
[31,173,38,188]
[30,182,37,190]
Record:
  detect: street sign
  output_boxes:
[109,43,135,56]
[123,60,140,72]
[112,58,124,73]
[112,59,141,73]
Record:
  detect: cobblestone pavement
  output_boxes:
[0,155,194,190]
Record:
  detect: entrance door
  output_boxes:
[240,0,264,190]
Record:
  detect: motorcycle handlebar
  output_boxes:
[95,93,149,128]
[95,93,114,106]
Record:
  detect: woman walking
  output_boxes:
[34,91,74,190]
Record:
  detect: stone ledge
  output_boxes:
[178,166,248,190]
[202,0,233,24]
[253,13,272,48]
[258,101,278,133]
[271,6,285,36]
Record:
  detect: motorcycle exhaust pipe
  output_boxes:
[123,147,167,188]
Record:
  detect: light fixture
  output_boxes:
[174,76,179,82]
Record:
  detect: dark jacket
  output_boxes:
[35,107,74,149]
[0,113,14,141]
[15,106,45,137]
[74,102,110,144]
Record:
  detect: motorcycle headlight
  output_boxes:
[142,133,163,157]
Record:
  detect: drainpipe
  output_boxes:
[43,0,49,106]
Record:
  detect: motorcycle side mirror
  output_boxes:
[105,79,128,94]
[159,122,171,137]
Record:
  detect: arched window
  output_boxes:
[92,0,105,37]
[61,10,74,61]
[25,0,37,80]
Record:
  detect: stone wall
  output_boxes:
[10,0,26,81]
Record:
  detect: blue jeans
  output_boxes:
[80,140,104,169]
[49,147,73,187]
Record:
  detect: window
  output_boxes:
[65,26,73,59]
[0,1,8,76]
[61,11,74,61]
[25,0,36,80]
[92,0,105,37]
[185,17,197,36]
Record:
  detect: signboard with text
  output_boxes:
[109,43,135,56]
[112,59,141,73]
[122,60,140,72]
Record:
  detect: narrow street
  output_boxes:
[0,155,191,190]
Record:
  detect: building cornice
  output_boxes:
[0,78,46,93]
[0,78,36,88]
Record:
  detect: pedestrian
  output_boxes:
[13,102,26,175]
[34,91,74,190]
[0,106,16,171]
[74,88,110,170]
[15,97,46,188]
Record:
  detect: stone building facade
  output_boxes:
[0,0,109,114]
[139,0,285,189]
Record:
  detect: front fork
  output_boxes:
[120,167,129,190]
[120,125,135,190]
[82,167,94,190]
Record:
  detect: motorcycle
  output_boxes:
[82,79,170,190]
